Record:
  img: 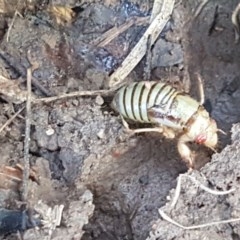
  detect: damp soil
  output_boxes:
[0,0,240,239]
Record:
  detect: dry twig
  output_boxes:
[150,0,163,22]
[0,107,24,133]
[22,67,32,201]
[34,88,118,104]
[92,16,149,47]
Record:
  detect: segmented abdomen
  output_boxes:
[112,81,200,129]
[111,81,178,123]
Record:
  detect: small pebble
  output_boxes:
[97,129,105,139]
[72,99,79,106]
[46,126,55,136]
[95,95,104,105]
[139,175,149,185]
[103,111,109,115]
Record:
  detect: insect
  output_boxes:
[111,81,220,168]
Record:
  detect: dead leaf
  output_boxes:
[48,5,76,25]
[0,164,39,190]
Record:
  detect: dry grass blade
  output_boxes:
[108,0,175,88]
[0,106,24,133]
[150,0,163,22]
[92,16,149,47]
[48,5,76,25]
[0,166,23,189]
[15,163,39,184]
[0,164,39,190]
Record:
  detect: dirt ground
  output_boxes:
[0,0,240,239]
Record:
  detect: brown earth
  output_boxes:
[0,0,240,239]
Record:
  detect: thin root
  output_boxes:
[171,174,235,208]
[159,209,240,230]
[158,174,237,230]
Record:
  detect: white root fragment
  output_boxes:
[171,174,235,208]
[159,209,240,230]
[157,173,237,230]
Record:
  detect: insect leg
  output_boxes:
[161,127,176,139]
[131,127,164,134]
[120,116,164,134]
[177,134,195,168]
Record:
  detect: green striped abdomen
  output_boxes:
[111,81,200,129]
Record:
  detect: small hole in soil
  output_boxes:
[232,232,240,240]
[197,203,205,209]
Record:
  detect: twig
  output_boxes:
[22,68,32,201]
[171,174,235,208]
[108,0,175,87]
[33,88,118,104]
[31,76,53,97]
[92,16,149,47]
[159,209,240,230]
[0,107,25,133]
[7,9,23,42]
